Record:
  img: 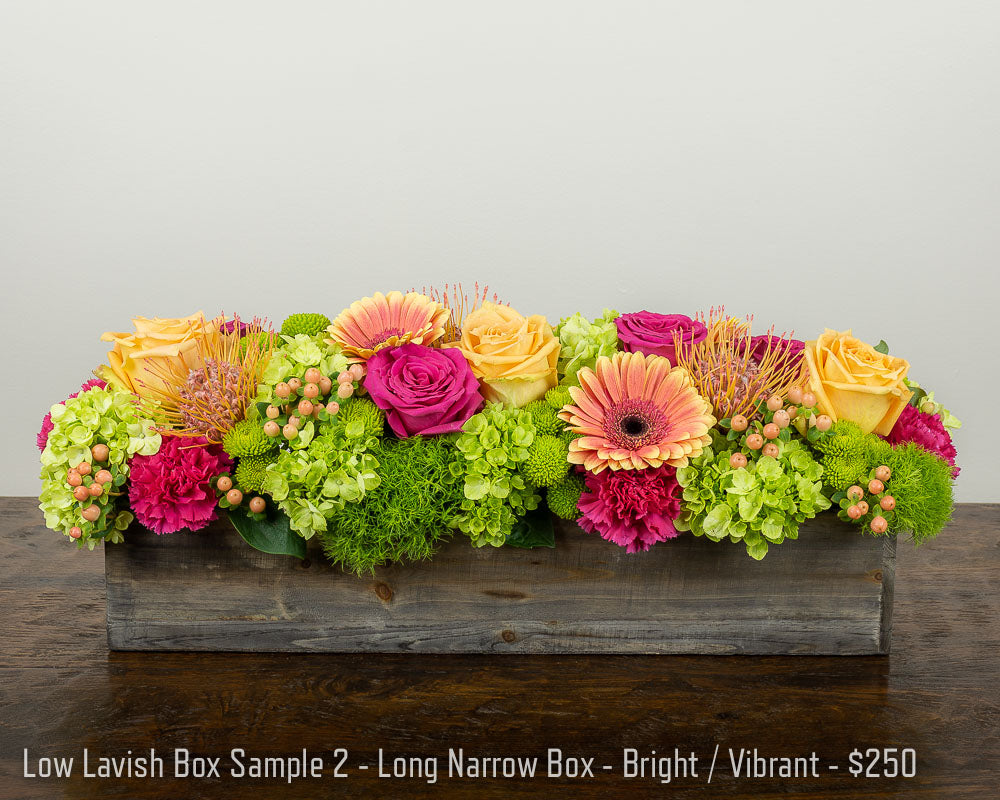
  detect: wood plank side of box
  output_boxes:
[104,514,895,655]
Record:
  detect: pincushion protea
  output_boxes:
[326,291,449,360]
[558,351,715,473]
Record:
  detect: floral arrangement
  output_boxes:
[37,287,961,573]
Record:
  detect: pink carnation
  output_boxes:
[577,465,683,553]
[37,378,107,451]
[884,404,959,477]
[128,435,232,534]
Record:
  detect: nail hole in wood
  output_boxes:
[501,629,516,643]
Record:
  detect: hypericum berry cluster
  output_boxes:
[261,364,366,443]
[64,443,126,540]
[214,474,268,517]
[835,465,895,535]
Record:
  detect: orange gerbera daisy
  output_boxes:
[558,351,715,473]
[326,291,449,360]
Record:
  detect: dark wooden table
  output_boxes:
[1,498,997,799]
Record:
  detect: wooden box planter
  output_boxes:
[104,513,896,655]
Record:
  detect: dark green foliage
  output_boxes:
[318,436,463,575]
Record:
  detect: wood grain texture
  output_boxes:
[2,499,997,800]
[104,513,894,654]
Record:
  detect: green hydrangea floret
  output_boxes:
[39,386,161,546]
[260,420,380,538]
[280,313,332,338]
[554,309,620,385]
[257,334,348,404]
[446,403,540,548]
[675,437,832,560]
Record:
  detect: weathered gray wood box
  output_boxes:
[104,514,895,655]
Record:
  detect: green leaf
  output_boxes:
[874,339,889,355]
[505,507,556,549]
[226,507,307,559]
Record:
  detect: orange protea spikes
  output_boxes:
[418,283,505,344]
[675,308,805,420]
[558,351,715,473]
[326,291,449,360]
[136,316,274,444]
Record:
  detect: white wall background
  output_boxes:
[1,1,997,500]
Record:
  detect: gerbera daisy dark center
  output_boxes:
[604,399,669,449]
[363,327,406,349]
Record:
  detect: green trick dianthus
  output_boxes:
[884,443,954,543]
[547,473,584,520]
[319,436,464,575]
[523,435,571,488]
[280,313,332,338]
[222,419,277,459]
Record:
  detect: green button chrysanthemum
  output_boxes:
[547,473,584,520]
[280,313,332,338]
[235,453,276,492]
[523,434,571,488]
[524,400,562,437]
[222,419,277,459]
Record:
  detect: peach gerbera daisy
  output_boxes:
[326,291,450,360]
[558,351,716,473]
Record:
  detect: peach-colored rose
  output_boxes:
[454,302,560,407]
[100,313,222,401]
[803,329,912,435]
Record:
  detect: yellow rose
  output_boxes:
[454,302,560,407]
[803,329,912,435]
[100,312,222,401]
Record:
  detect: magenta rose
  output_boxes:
[748,335,805,368]
[615,312,707,364]
[365,343,483,438]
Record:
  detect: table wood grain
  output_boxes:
[1,498,997,799]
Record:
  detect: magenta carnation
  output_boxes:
[37,378,108,451]
[615,312,707,365]
[885,404,959,477]
[365,343,483,437]
[128,435,232,534]
[577,465,683,553]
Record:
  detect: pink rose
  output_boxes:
[615,312,707,364]
[366,343,483,437]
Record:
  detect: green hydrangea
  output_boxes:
[257,333,348,403]
[523,435,571,488]
[675,436,831,560]
[337,396,385,439]
[222,418,276,458]
[554,309,620,385]
[319,436,464,575]
[260,421,380,538]
[446,404,541,547]
[813,421,892,492]
[39,386,161,546]
[547,473,584,520]
[235,452,277,492]
[280,313,332,338]
[524,400,562,436]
